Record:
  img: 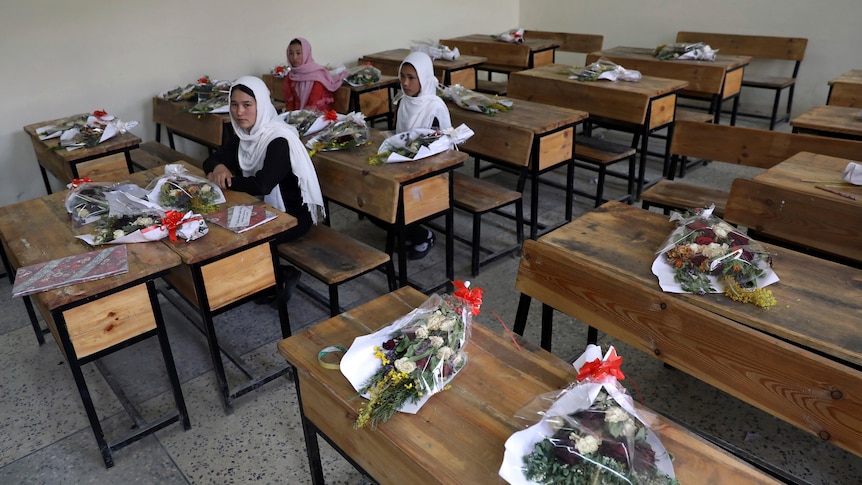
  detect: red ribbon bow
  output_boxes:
[92,110,107,118]
[161,211,203,242]
[71,177,93,188]
[576,347,625,382]
[452,280,483,316]
[274,66,286,74]
[324,110,338,122]
[197,77,209,84]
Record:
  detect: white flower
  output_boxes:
[426,312,445,330]
[394,358,416,374]
[604,406,629,423]
[546,415,566,432]
[429,336,444,348]
[415,326,429,339]
[77,208,90,218]
[713,224,728,239]
[436,346,453,361]
[134,216,155,227]
[200,184,212,193]
[701,242,729,259]
[113,229,125,240]
[440,317,456,332]
[575,434,601,455]
[453,353,464,366]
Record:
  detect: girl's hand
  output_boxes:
[207,164,233,190]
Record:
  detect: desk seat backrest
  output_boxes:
[523,31,603,56]
[675,32,807,65]
[667,119,862,178]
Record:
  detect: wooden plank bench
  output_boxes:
[640,119,862,217]
[129,141,204,172]
[676,32,808,130]
[276,224,395,317]
[574,136,637,207]
[451,172,523,276]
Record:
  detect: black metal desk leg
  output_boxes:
[513,293,532,336]
[540,303,554,351]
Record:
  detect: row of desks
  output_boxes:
[0,163,298,466]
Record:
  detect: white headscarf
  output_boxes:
[229,75,325,223]
[396,51,452,133]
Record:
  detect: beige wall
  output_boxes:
[1,0,517,204]
[2,1,858,205]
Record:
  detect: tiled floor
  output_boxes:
[1,119,860,484]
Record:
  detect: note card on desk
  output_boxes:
[12,245,129,298]
[205,205,277,233]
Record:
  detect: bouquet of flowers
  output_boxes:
[654,42,717,61]
[410,40,460,60]
[78,210,208,246]
[341,280,483,429]
[280,109,338,137]
[494,28,525,44]
[65,180,131,226]
[270,63,291,78]
[145,164,226,214]
[442,84,514,116]
[305,112,370,155]
[652,206,778,308]
[499,345,678,485]
[569,59,642,82]
[344,63,382,86]
[36,110,140,151]
[369,125,474,164]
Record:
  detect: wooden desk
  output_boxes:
[263,73,399,128]
[24,116,142,194]
[311,131,466,291]
[446,99,588,238]
[827,69,862,107]
[586,46,750,124]
[0,190,190,468]
[440,34,559,74]
[790,104,862,140]
[508,64,687,198]
[278,286,785,485]
[122,163,299,413]
[152,96,232,153]
[358,48,486,90]
[513,201,862,458]
[725,151,862,266]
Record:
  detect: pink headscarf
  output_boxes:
[287,37,347,108]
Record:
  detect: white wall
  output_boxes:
[521,0,861,117]
[0,0,517,205]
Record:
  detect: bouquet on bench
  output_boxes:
[499,345,678,484]
[368,124,474,164]
[494,28,525,44]
[280,109,338,137]
[305,112,370,155]
[570,59,642,82]
[652,206,778,308]
[410,40,460,60]
[343,63,382,86]
[342,281,482,429]
[146,164,226,214]
[442,84,514,116]
[654,42,717,61]
[35,110,139,151]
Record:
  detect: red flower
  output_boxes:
[452,280,483,316]
[324,110,338,122]
[694,236,714,245]
[382,338,397,350]
[274,66,286,74]
[92,110,107,118]
[197,77,209,84]
[71,177,93,188]
[686,221,708,231]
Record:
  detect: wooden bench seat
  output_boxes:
[676,32,807,130]
[475,79,508,96]
[129,141,204,172]
[574,136,637,207]
[641,119,862,217]
[276,224,395,317]
[452,172,523,276]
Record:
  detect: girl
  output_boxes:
[284,37,347,111]
[394,51,452,259]
[204,75,325,300]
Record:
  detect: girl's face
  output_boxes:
[230,89,257,131]
[287,44,303,68]
[399,64,420,97]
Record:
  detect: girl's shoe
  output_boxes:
[407,231,436,260]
